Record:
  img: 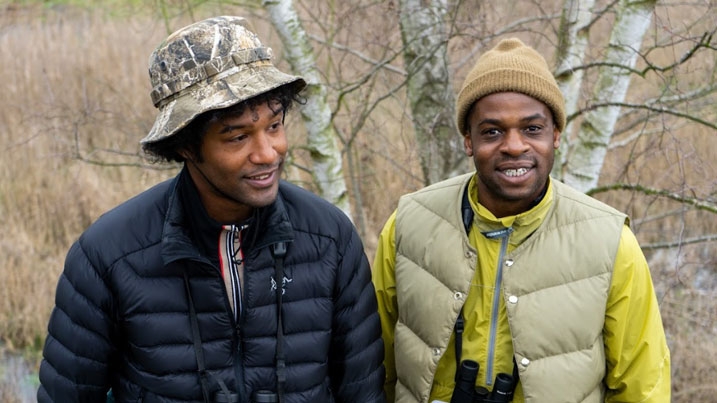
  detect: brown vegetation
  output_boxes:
[0,2,715,401]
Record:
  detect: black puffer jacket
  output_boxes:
[38,173,385,403]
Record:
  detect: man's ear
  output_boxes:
[464,133,474,157]
[553,127,561,149]
[179,148,195,163]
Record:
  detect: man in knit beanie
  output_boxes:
[373,38,670,402]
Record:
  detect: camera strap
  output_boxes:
[271,242,288,402]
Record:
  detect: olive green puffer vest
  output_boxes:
[393,173,626,403]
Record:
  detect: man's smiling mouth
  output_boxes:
[250,172,272,180]
[503,168,529,177]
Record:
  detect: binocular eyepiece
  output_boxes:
[212,390,277,403]
[252,390,279,403]
[212,391,239,403]
[450,360,515,403]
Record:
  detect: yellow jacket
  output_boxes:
[373,174,670,402]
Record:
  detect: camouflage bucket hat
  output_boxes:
[141,16,307,144]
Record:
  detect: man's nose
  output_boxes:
[249,132,279,164]
[502,129,529,155]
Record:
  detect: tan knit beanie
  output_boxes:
[456,38,566,136]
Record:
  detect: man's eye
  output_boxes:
[230,133,248,142]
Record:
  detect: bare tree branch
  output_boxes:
[641,234,717,250]
[588,183,717,214]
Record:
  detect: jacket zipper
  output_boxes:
[234,323,248,402]
[189,232,249,403]
[232,225,248,403]
[483,227,513,386]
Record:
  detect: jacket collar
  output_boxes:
[160,167,295,266]
[469,175,554,246]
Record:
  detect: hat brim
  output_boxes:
[141,62,306,145]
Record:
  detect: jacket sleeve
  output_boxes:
[37,239,115,403]
[604,225,671,402]
[331,224,387,403]
[371,211,399,402]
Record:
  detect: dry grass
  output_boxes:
[0,4,175,351]
[0,2,715,402]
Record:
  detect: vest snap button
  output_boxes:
[508,295,518,304]
[521,357,530,366]
[454,292,463,300]
[505,259,514,267]
[433,348,441,356]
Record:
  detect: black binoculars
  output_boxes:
[212,390,277,403]
[450,360,514,403]
[212,390,239,403]
[252,390,279,403]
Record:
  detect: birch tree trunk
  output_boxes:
[263,0,352,219]
[398,0,461,185]
[552,0,596,179]
[562,0,658,192]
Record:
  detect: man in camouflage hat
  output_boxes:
[38,16,386,403]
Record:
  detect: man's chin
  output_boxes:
[248,185,280,208]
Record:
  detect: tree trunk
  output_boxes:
[552,0,596,179]
[398,0,462,185]
[263,0,352,219]
[563,0,657,192]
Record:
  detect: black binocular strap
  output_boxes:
[184,273,234,403]
[184,273,212,403]
[455,183,472,379]
[271,242,288,402]
[454,311,465,381]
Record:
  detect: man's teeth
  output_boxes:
[504,168,528,177]
[252,173,271,180]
